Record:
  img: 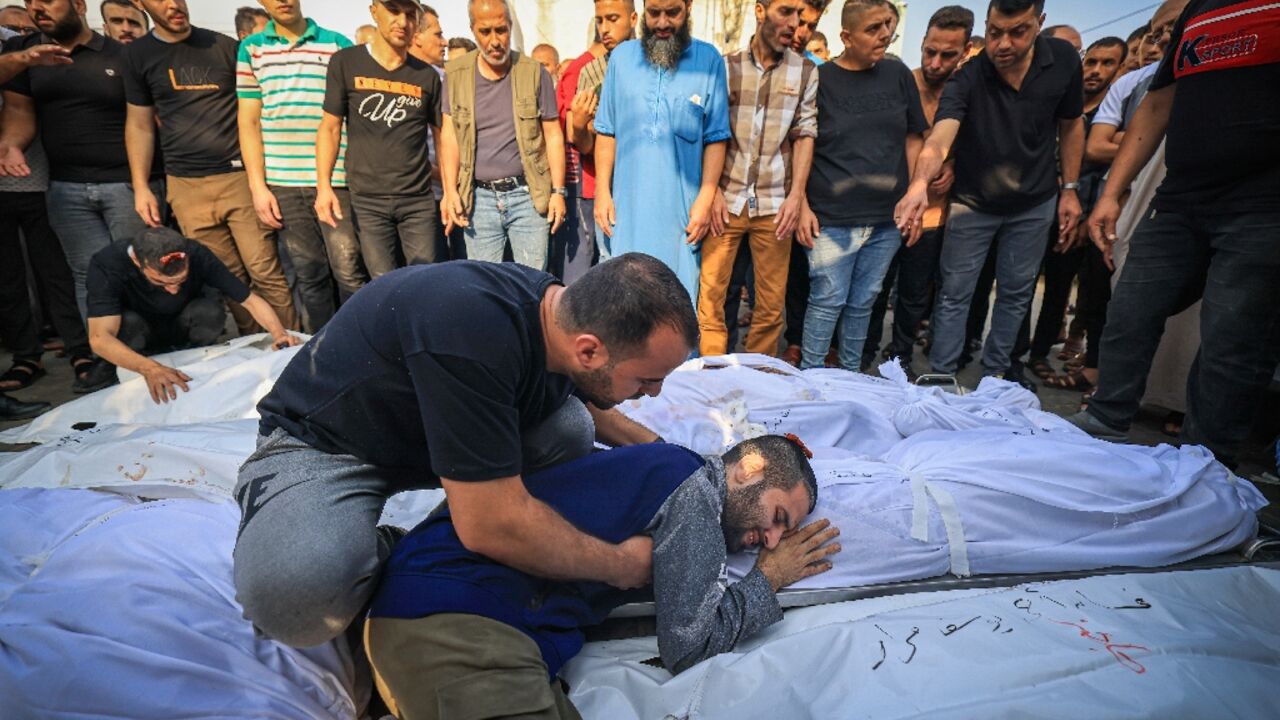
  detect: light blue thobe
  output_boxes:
[594,38,731,300]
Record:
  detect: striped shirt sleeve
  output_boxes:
[236,38,263,100]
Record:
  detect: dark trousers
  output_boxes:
[271,186,368,333]
[784,240,809,348]
[349,192,440,279]
[1076,244,1112,369]
[1087,207,1280,465]
[866,227,944,365]
[1028,225,1085,360]
[118,298,227,354]
[0,191,90,363]
[549,182,596,284]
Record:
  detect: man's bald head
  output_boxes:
[1150,0,1190,32]
[468,0,511,24]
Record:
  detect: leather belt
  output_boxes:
[474,175,527,192]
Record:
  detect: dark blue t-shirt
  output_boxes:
[257,261,575,488]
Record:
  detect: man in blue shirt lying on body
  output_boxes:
[365,434,840,720]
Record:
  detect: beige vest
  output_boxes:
[445,50,552,216]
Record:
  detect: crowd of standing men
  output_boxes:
[0,0,1276,467]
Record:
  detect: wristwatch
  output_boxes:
[552,186,568,197]
[1060,182,1080,191]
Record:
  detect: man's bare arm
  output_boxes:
[0,91,36,149]
[1088,85,1173,255]
[0,44,71,86]
[1085,122,1122,166]
[443,475,652,589]
[587,403,660,446]
[593,134,617,236]
[238,96,284,229]
[125,103,162,227]
[894,118,960,232]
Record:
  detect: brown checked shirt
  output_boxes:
[720,44,818,217]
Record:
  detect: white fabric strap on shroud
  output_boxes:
[925,480,972,577]
[905,471,972,577]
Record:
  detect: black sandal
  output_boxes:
[1162,411,1184,438]
[0,359,46,391]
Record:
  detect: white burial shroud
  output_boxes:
[0,346,1273,719]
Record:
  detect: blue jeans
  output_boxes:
[801,222,902,371]
[929,197,1056,375]
[464,186,549,270]
[46,179,163,318]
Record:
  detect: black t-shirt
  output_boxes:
[322,46,442,196]
[2,32,161,183]
[257,261,575,489]
[123,28,242,178]
[807,58,927,226]
[85,240,250,320]
[1149,0,1280,213]
[937,36,1084,215]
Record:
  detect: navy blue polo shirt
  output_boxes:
[936,36,1084,215]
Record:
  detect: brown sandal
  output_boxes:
[1057,337,1085,361]
[1044,369,1095,392]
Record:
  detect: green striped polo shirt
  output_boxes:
[237,19,350,187]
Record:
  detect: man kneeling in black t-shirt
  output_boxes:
[84,227,301,404]
[234,253,697,649]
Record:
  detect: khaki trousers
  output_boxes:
[365,614,582,720]
[697,208,790,356]
[166,171,297,333]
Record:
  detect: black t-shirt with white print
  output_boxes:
[323,46,442,196]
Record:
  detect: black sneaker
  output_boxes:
[72,360,119,394]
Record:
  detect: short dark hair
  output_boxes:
[801,0,831,12]
[1087,35,1128,62]
[100,0,149,27]
[841,0,893,30]
[132,227,190,276]
[558,252,698,360]
[448,36,477,52]
[421,3,438,18]
[234,6,268,37]
[1127,24,1149,44]
[987,0,1044,17]
[809,30,827,45]
[723,435,819,513]
[927,5,974,37]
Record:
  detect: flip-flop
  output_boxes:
[1162,411,1184,437]
[0,359,46,391]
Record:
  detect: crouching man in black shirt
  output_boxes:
[85,227,300,403]
[234,253,696,648]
